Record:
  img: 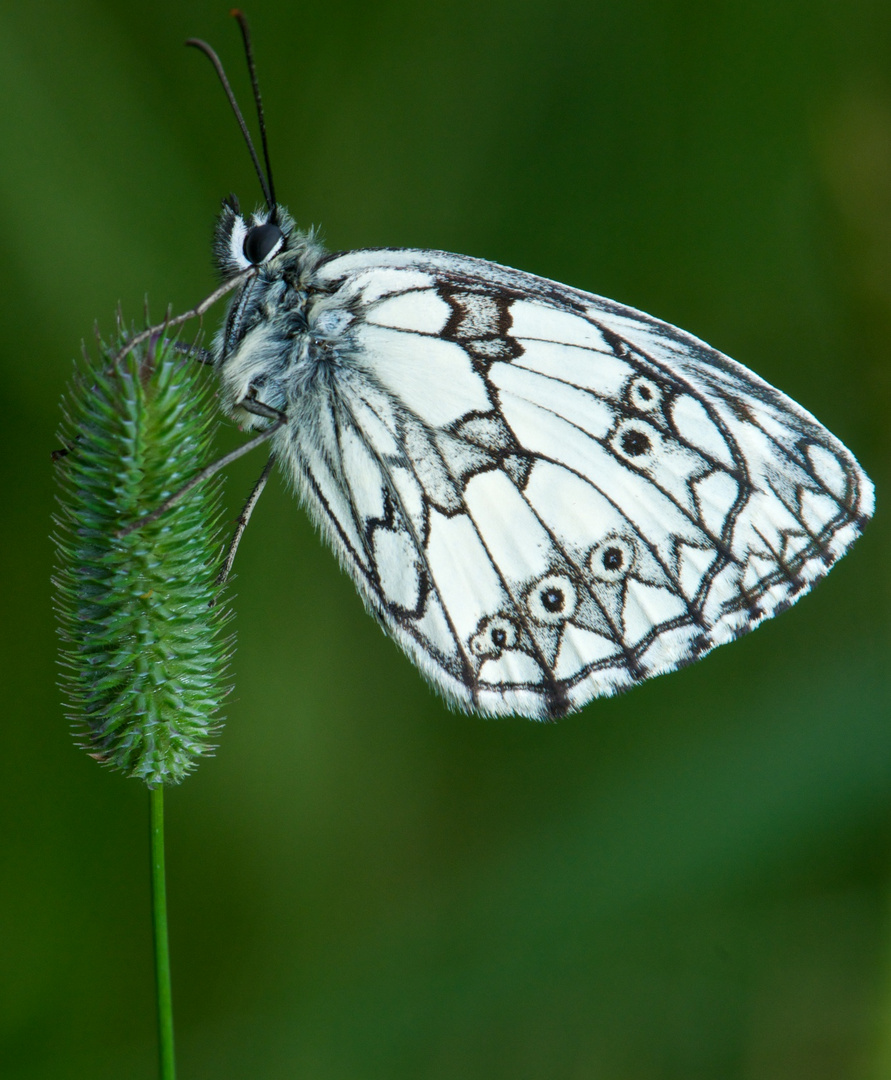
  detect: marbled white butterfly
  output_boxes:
[192,16,873,719]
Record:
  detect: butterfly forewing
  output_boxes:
[256,247,872,717]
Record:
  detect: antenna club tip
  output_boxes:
[230,9,250,36]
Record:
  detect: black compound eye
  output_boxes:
[243,222,283,264]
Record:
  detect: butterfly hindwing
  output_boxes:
[260,248,871,717]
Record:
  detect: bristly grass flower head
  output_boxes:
[53,324,233,786]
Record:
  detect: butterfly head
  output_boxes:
[213,195,288,278]
[210,196,327,419]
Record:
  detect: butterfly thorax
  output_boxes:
[212,200,348,430]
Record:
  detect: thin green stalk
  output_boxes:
[150,786,175,1080]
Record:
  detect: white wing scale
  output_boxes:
[225,243,873,718]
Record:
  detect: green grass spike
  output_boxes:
[53,328,233,786]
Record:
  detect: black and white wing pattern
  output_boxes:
[257,247,873,719]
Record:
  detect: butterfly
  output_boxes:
[191,17,874,720]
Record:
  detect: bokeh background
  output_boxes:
[2,1,889,1077]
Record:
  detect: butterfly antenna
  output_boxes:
[185,31,274,211]
[230,10,276,211]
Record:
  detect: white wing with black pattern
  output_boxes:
[213,213,873,719]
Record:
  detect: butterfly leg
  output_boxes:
[116,398,286,538]
[169,337,214,366]
[216,453,276,587]
[106,271,252,373]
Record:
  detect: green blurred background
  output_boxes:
[2,1,889,1077]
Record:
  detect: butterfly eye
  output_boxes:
[527,575,577,625]
[242,221,283,264]
[589,537,636,582]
